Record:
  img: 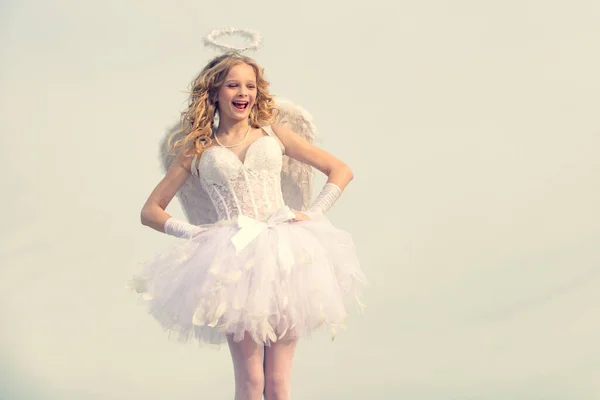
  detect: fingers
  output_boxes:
[289,208,311,222]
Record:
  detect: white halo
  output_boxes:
[203,27,263,54]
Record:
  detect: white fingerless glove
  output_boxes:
[307,183,342,214]
[164,218,208,239]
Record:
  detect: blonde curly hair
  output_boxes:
[168,54,278,158]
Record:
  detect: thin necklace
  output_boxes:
[214,125,251,148]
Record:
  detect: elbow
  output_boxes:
[328,162,354,189]
[328,162,353,180]
[140,206,151,227]
[141,200,167,227]
[343,163,354,182]
[140,208,147,226]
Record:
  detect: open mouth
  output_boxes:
[232,101,249,111]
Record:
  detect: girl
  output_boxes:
[131,52,366,400]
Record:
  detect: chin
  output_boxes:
[229,108,251,120]
[231,112,250,121]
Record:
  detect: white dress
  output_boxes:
[130,125,366,345]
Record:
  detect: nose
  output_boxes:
[238,86,248,97]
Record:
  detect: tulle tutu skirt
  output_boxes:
[129,208,367,346]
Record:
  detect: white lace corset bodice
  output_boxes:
[191,131,286,222]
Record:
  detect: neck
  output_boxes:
[215,118,250,138]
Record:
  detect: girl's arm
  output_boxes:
[140,150,203,237]
[271,123,354,188]
[270,123,353,215]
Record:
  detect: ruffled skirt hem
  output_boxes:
[129,211,367,346]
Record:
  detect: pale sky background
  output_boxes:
[1,0,599,399]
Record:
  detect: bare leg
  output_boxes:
[227,333,265,400]
[263,337,298,400]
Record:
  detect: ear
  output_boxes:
[209,88,219,105]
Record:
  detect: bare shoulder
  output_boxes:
[270,123,295,139]
[172,146,197,172]
[269,123,311,150]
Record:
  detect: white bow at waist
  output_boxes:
[229,206,297,272]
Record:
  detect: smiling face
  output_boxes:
[215,63,258,123]
[176,55,276,154]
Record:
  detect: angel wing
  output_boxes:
[159,99,319,224]
[273,98,320,211]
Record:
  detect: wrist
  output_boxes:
[164,217,200,239]
[308,183,342,214]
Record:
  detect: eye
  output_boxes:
[228,84,238,88]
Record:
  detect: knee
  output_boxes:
[242,371,264,397]
[264,372,290,400]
